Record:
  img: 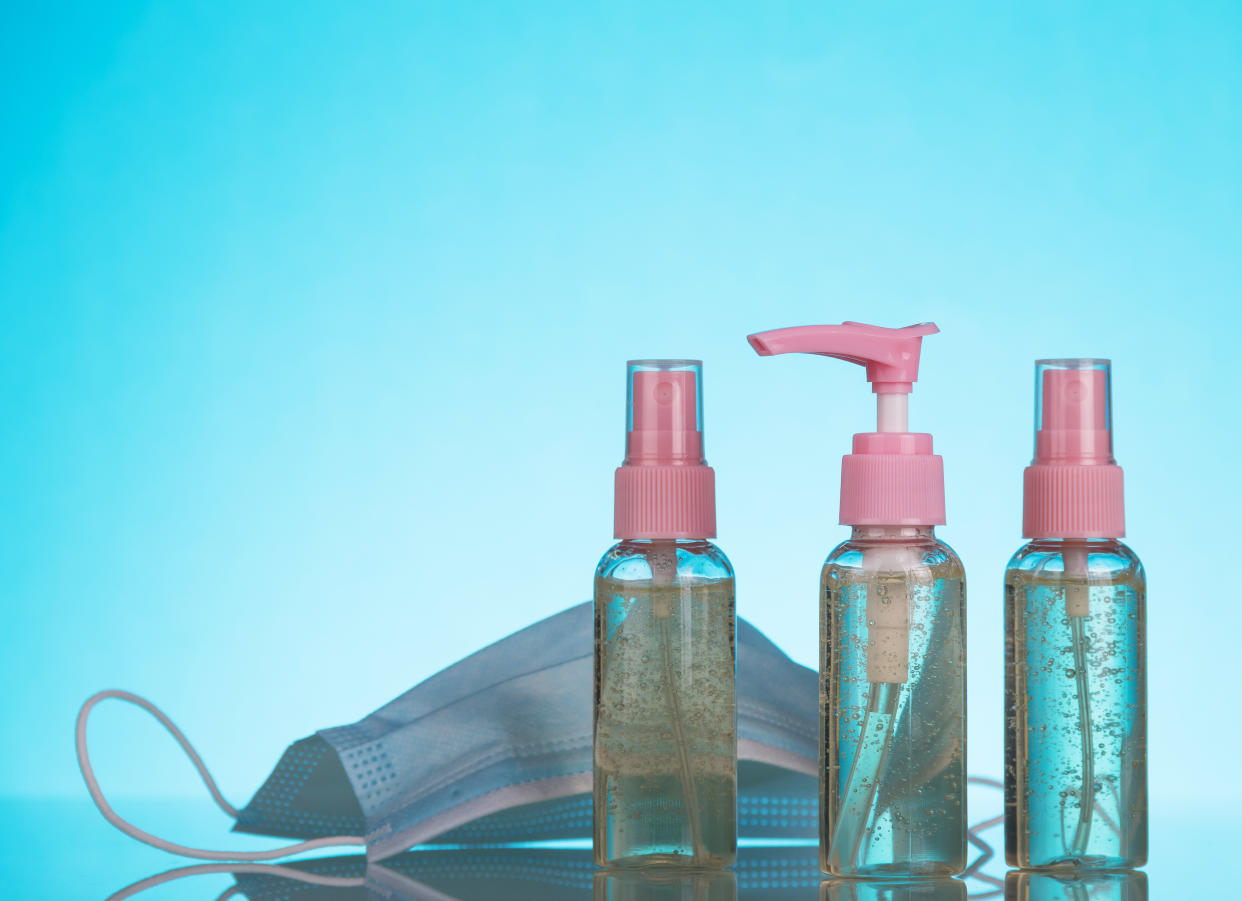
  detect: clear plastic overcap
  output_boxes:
[1033,359,1114,465]
[623,360,705,466]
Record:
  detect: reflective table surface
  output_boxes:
[2,797,1229,899]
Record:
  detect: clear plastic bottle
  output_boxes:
[594,361,736,868]
[1004,540,1147,868]
[748,321,965,877]
[1004,359,1146,869]
[594,538,737,867]
[821,526,967,876]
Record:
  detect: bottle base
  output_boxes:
[1005,854,1147,872]
[820,860,964,879]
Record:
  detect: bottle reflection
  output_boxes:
[820,877,965,901]
[594,868,737,901]
[115,845,1023,901]
[1004,869,1146,901]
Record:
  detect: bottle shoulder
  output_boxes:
[1005,538,1144,583]
[822,533,965,581]
[596,539,734,583]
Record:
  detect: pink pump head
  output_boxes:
[614,361,716,539]
[748,321,946,527]
[1023,359,1125,538]
[748,321,937,395]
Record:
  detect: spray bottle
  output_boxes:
[748,322,966,877]
[594,360,736,868]
[1004,360,1146,869]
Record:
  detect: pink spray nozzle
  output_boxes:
[614,359,715,540]
[1023,359,1124,539]
[1033,359,1114,465]
[624,360,705,466]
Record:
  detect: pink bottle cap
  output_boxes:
[613,360,716,539]
[1023,359,1125,538]
[747,321,946,526]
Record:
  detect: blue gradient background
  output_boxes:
[2,0,1239,837]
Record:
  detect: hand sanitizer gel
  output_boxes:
[594,360,736,868]
[1005,360,1147,869]
[748,322,966,877]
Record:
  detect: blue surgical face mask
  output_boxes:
[78,602,818,862]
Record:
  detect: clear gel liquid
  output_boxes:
[820,527,967,877]
[594,540,736,868]
[1004,539,1147,869]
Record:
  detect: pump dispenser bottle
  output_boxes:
[1005,360,1146,869]
[594,360,736,869]
[749,322,966,877]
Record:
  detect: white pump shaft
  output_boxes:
[863,544,914,684]
[877,394,908,433]
[1064,542,1090,617]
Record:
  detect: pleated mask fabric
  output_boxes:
[234,601,818,860]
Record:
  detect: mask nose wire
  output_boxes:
[77,689,365,861]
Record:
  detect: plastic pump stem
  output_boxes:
[830,681,900,871]
[832,548,914,870]
[876,394,908,433]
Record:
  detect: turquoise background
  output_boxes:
[2,0,1239,845]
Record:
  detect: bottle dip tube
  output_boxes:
[594,360,737,868]
[1004,359,1147,869]
[749,321,966,876]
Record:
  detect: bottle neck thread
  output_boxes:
[850,525,936,541]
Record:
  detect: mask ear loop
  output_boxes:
[77,689,366,861]
[107,862,367,901]
[964,775,1005,898]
